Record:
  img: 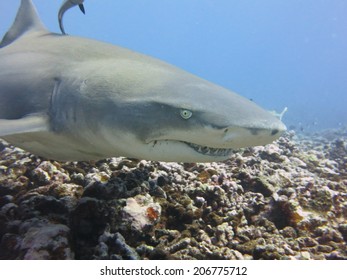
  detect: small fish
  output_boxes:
[58,0,85,34]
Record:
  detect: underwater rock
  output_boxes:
[95,231,140,260]
[212,222,234,247]
[0,218,73,260]
[19,195,69,218]
[122,194,161,232]
[70,197,110,238]
[0,129,347,260]
[338,223,347,242]
[31,161,70,185]
[51,183,84,199]
[20,221,72,260]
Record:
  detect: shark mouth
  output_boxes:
[184,142,233,157]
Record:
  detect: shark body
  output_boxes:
[0,0,286,162]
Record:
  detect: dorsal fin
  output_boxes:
[0,0,48,48]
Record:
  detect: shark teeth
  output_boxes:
[184,142,232,157]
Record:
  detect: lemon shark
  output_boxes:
[0,0,286,162]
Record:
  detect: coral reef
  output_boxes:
[0,129,346,259]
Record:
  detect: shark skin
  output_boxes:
[0,0,286,163]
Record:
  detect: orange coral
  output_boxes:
[146,207,159,221]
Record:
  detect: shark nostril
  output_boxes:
[271,129,279,136]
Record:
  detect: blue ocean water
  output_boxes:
[1,0,346,132]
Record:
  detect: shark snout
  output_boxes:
[270,119,287,135]
[221,117,286,149]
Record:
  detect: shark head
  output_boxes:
[0,0,286,162]
[61,58,286,162]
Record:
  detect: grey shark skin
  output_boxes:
[0,0,286,163]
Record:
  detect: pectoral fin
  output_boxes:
[0,114,49,137]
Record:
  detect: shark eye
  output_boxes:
[180,109,193,119]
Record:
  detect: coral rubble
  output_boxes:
[0,130,346,259]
